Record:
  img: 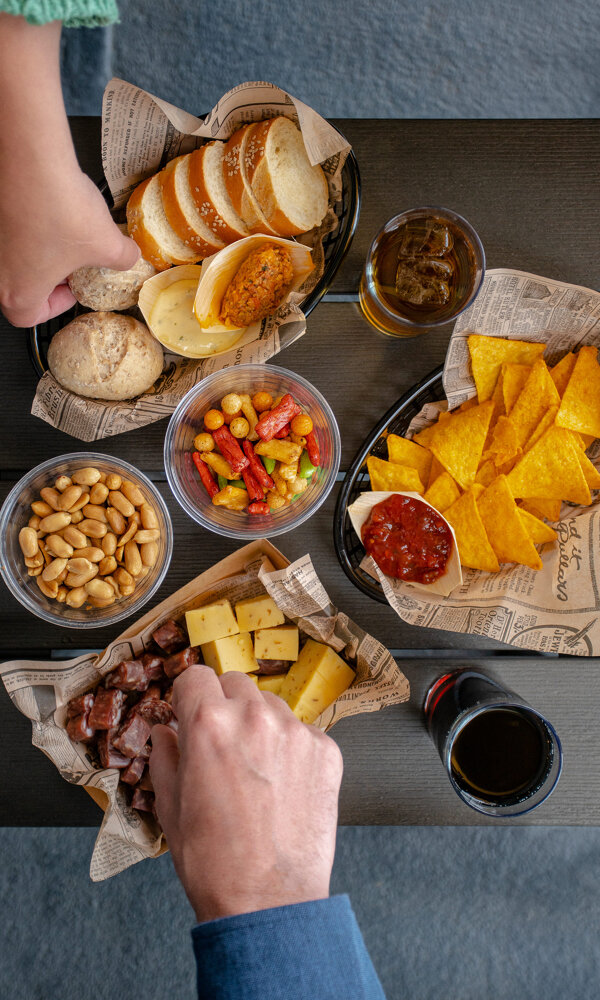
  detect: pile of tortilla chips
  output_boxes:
[366,334,600,574]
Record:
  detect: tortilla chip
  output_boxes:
[457,397,479,413]
[508,358,561,450]
[475,459,498,487]
[413,410,448,447]
[444,489,500,572]
[581,433,595,449]
[477,476,542,570]
[367,456,424,493]
[429,401,494,489]
[518,508,558,545]
[423,471,461,513]
[387,434,432,483]
[505,426,591,505]
[576,449,600,490]
[524,405,558,453]
[467,334,546,402]
[501,363,532,415]
[427,455,445,489]
[556,345,600,438]
[519,498,562,522]
[483,415,521,466]
[549,352,577,397]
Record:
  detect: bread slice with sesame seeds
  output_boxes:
[126,174,201,271]
[248,117,329,237]
[188,141,250,244]
[222,123,280,236]
[159,155,226,258]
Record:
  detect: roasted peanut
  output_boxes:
[69,491,90,512]
[106,507,126,534]
[85,578,114,601]
[42,558,68,582]
[66,565,98,588]
[87,595,117,608]
[98,556,117,576]
[97,471,107,484]
[19,526,39,558]
[137,565,150,580]
[25,552,44,568]
[121,480,145,507]
[114,567,134,589]
[101,532,117,556]
[54,475,72,492]
[28,515,41,530]
[108,490,135,517]
[31,500,53,517]
[65,587,87,608]
[71,467,101,487]
[44,534,74,559]
[82,504,108,523]
[129,510,142,527]
[134,528,160,545]
[118,521,138,547]
[55,485,84,511]
[72,546,104,562]
[28,565,43,577]
[40,487,62,510]
[140,541,158,567]
[38,511,71,533]
[124,540,142,577]
[71,510,84,524]
[119,583,135,597]
[56,568,68,584]
[78,518,107,539]
[103,575,121,597]
[56,586,68,603]
[66,557,94,576]
[89,483,109,505]
[105,473,122,491]
[115,545,124,563]
[36,576,59,599]
[140,503,158,530]
[62,525,87,549]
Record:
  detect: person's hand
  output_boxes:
[150,665,344,923]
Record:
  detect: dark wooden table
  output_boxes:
[1,119,599,826]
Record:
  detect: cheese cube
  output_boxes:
[257,674,287,695]
[200,632,259,675]
[186,600,239,647]
[279,639,355,725]
[254,625,299,662]
[234,594,285,631]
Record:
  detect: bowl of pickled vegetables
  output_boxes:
[164,364,341,539]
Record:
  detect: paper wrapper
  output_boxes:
[31,79,352,442]
[365,267,600,656]
[0,540,408,881]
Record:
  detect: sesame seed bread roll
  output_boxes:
[48,312,164,401]
[248,117,329,237]
[159,155,226,257]
[222,124,280,236]
[188,141,250,244]
[127,175,201,271]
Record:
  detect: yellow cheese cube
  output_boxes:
[279,639,355,725]
[186,600,239,647]
[200,632,259,675]
[254,625,299,661]
[257,674,287,695]
[234,594,285,631]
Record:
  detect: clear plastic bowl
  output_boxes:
[164,364,341,539]
[0,453,173,629]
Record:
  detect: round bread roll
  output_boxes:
[67,254,156,311]
[48,312,164,401]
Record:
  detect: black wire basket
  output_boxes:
[333,365,445,604]
[28,138,361,378]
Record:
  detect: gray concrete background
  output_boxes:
[6,2,600,998]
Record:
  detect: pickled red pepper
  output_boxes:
[255,394,301,441]
[242,440,275,490]
[192,452,219,498]
[242,466,264,502]
[212,425,249,476]
[247,501,270,515]
[305,430,321,466]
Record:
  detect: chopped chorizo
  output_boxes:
[131,788,155,813]
[104,659,147,691]
[163,646,199,679]
[66,692,95,719]
[255,659,291,675]
[121,756,147,786]
[151,619,187,654]
[88,688,126,730]
[139,682,161,704]
[112,712,152,758]
[97,730,131,769]
[142,653,165,683]
[66,713,95,742]
[137,699,174,726]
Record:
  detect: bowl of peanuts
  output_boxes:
[0,453,173,628]
[164,364,341,539]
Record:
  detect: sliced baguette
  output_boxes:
[127,175,201,271]
[248,117,329,237]
[188,141,250,244]
[222,124,280,236]
[159,155,226,257]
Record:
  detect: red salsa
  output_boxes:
[361,494,452,583]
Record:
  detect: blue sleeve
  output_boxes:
[191,894,386,1000]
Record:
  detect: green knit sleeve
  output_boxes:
[0,0,118,27]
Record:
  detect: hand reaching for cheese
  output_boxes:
[150,664,343,924]
[0,16,140,328]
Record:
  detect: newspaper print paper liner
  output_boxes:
[374,267,600,657]
[0,540,408,882]
[31,79,351,442]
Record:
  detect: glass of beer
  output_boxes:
[424,669,562,817]
[359,206,485,337]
